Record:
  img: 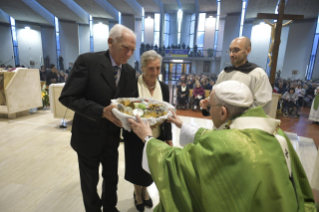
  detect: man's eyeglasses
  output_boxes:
[226,48,246,55]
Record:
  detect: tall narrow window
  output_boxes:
[214,0,221,55]
[305,15,319,80]
[10,17,19,66]
[154,13,161,47]
[189,13,196,48]
[177,9,183,45]
[141,8,145,43]
[89,15,93,52]
[239,0,247,37]
[196,13,206,51]
[118,12,121,25]
[55,17,61,69]
[164,14,170,47]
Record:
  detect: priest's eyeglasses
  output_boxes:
[226,48,246,54]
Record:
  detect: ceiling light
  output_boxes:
[209,16,213,18]
[99,22,103,25]
[25,26,30,30]
[147,16,151,19]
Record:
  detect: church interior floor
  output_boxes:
[0,109,318,212]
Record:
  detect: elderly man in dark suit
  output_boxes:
[59,24,137,212]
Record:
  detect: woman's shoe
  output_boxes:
[134,193,145,212]
[143,197,153,208]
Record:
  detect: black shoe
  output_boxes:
[134,193,144,212]
[143,197,153,208]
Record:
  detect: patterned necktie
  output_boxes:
[114,66,118,82]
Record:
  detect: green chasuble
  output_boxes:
[314,94,319,110]
[146,107,315,212]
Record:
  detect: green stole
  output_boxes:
[146,107,316,212]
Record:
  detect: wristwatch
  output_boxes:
[144,135,154,143]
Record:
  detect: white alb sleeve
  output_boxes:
[180,123,200,147]
[142,138,152,174]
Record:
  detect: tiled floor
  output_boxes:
[0,109,317,212]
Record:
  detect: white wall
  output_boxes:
[16,22,43,69]
[249,21,271,69]
[220,14,240,72]
[0,24,14,67]
[282,20,317,79]
[59,21,79,69]
[276,26,289,74]
[93,19,109,52]
[144,17,154,45]
[79,25,90,54]
[203,16,216,53]
[41,27,57,68]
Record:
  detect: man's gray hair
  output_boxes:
[213,93,249,118]
[141,50,162,68]
[109,24,136,43]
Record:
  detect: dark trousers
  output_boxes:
[77,140,120,212]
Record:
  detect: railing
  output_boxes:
[140,46,222,59]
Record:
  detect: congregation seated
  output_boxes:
[281,87,299,117]
[176,81,189,109]
[191,82,205,110]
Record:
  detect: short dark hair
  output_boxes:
[50,64,55,69]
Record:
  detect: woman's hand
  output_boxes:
[128,115,153,141]
[167,110,183,129]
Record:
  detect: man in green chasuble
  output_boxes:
[128,81,316,212]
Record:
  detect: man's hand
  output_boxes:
[200,98,209,110]
[103,105,123,128]
[128,115,153,141]
[167,110,183,128]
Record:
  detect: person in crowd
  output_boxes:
[306,83,316,107]
[309,86,319,124]
[46,64,59,86]
[39,65,46,81]
[200,36,272,115]
[295,84,306,107]
[281,87,299,117]
[123,50,172,212]
[277,82,286,95]
[187,80,194,89]
[177,81,189,109]
[59,24,137,212]
[128,80,316,212]
[192,81,205,110]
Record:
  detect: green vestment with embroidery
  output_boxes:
[146,107,315,212]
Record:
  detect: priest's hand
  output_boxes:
[200,98,209,110]
[102,105,123,128]
[165,140,173,146]
[167,110,183,128]
[128,115,153,141]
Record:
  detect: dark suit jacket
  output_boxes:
[124,80,172,141]
[59,51,137,156]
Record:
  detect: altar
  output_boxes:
[0,69,42,118]
[49,83,74,119]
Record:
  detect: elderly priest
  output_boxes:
[128,80,316,212]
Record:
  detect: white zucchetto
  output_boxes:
[213,80,253,107]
